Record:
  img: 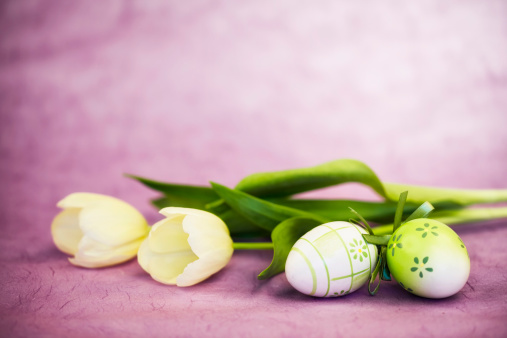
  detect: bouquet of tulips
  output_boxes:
[51,159,507,297]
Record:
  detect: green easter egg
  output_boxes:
[386,219,470,299]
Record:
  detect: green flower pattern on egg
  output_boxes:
[386,219,470,299]
[410,256,433,278]
[388,234,403,256]
[416,222,439,238]
[349,239,368,262]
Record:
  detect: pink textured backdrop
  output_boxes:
[1,1,506,337]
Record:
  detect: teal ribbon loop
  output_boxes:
[381,259,391,281]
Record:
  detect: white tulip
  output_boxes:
[51,193,150,268]
[138,207,234,286]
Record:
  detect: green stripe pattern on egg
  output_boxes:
[285,221,378,297]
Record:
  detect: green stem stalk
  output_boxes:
[384,182,507,206]
[233,242,274,250]
[372,207,507,235]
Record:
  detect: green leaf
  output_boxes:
[150,193,417,236]
[216,208,269,236]
[349,207,374,235]
[126,174,218,209]
[393,191,408,233]
[368,246,388,295]
[362,234,391,246]
[384,182,507,206]
[210,182,329,231]
[235,159,387,198]
[149,192,216,209]
[272,199,419,224]
[404,201,434,224]
[257,217,322,280]
[207,159,386,219]
[151,196,171,209]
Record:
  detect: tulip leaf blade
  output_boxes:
[210,182,329,231]
[271,198,425,224]
[206,158,387,216]
[257,217,322,280]
[235,158,387,198]
[362,234,391,246]
[126,174,218,209]
[156,192,421,226]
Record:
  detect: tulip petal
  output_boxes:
[139,207,234,286]
[160,207,224,221]
[69,235,144,268]
[78,199,149,247]
[138,239,198,284]
[57,193,117,209]
[51,208,83,255]
[177,209,233,286]
[179,210,233,258]
[176,248,232,286]
[159,206,233,257]
[137,239,152,272]
[147,216,193,254]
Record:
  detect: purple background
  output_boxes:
[1,1,507,337]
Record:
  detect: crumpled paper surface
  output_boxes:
[1,1,507,337]
[1,219,507,337]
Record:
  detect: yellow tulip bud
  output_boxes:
[138,207,234,286]
[51,193,150,268]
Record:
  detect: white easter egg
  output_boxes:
[285,221,378,297]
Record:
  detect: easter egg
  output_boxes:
[285,221,378,297]
[386,219,470,299]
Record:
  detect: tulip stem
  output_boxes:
[233,242,274,250]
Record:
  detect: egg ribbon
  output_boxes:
[353,191,435,296]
